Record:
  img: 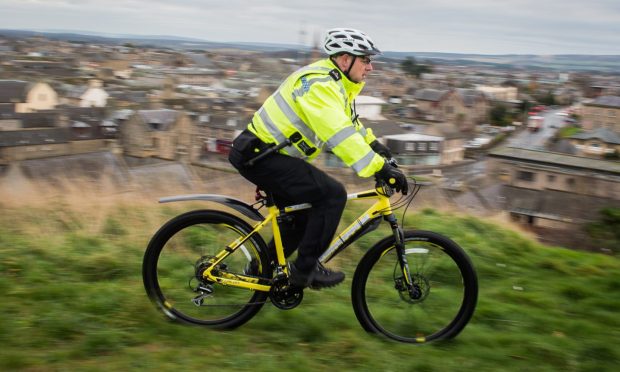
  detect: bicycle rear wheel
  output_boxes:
[351,230,477,343]
[142,210,272,329]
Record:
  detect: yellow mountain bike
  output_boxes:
[142,167,478,343]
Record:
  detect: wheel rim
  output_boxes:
[363,241,468,342]
[153,220,266,325]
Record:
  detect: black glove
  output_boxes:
[375,161,408,195]
[370,140,393,159]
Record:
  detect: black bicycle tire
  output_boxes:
[142,209,272,329]
[351,230,478,343]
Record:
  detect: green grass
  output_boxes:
[558,126,582,138]
[0,201,618,371]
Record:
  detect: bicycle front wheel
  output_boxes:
[143,210,272,329]
[352,230,477,343]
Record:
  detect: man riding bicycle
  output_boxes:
[229,27,408,289]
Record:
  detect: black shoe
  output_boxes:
[289,262,345,289]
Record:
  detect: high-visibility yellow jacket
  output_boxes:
[247,58,384,178]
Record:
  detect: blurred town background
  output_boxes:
[1,29,619,253]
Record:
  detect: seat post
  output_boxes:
[265,191,276,207]
[255,186,276,208]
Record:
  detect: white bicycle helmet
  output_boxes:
[323,28,381,56]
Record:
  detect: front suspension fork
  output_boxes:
[385,214,420,299]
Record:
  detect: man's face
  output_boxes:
[345,54,374,83]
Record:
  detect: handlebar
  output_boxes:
[386,157,398,167]
[374,157,399,195]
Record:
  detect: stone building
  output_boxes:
[119,109,193,162]
[581,95,620,132]
[487,146,620,234]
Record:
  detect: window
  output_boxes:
[429,142,439,151]
[417,142,427,152]
[517,170,535,182]
[405,142,415,151]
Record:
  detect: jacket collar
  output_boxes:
[317,58,365,99]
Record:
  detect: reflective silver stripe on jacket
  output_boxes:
[273,91,324,150]
[325,125,357,151]
[257,106,303,157]
[350,149,376,174]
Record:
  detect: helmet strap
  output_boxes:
[345,55,357,81]
[330,54,359,83]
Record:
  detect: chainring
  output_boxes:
[269,274,303,310]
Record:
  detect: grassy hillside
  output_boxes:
[0,199,618,371]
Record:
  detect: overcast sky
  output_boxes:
[2,0,619,55]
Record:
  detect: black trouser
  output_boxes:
[229,130,347,271]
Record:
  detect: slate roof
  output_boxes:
[0,80,30,103]
[0,128,68,147]
[570,127,620,145]
[587,95,620,109]
[414,89,448,102]
[364,120,414,137]
[456,89,486,107]
[489,146,620,175]
[198,114,251,131]
[18,112,59,128]
[0,103,16,116]
[137,109,179,130]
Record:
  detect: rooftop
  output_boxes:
[586,95,620,108]
[383,133,443,141]
[570,127,620,144]
[489,146,620,175]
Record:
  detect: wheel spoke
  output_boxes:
[143,211,272,328]
[352,231,477,343]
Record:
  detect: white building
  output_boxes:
[355,95,386,120]
[80,80,109,108]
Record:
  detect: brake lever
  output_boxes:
[374,178,395,197]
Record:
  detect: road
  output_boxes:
[507,108,566,149]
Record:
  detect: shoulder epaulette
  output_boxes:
[329,68,342,81]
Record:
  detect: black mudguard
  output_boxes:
[159,194,264,221]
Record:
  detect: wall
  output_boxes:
[0,139,110,161]
[15,83,58,113]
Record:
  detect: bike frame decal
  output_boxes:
[319,192,392,262]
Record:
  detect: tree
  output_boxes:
[489,103,510,126]
[539,90,557,106]
[400,57,432,78]
[586,207,620,254]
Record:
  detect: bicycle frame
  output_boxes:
[197,186,400,293]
